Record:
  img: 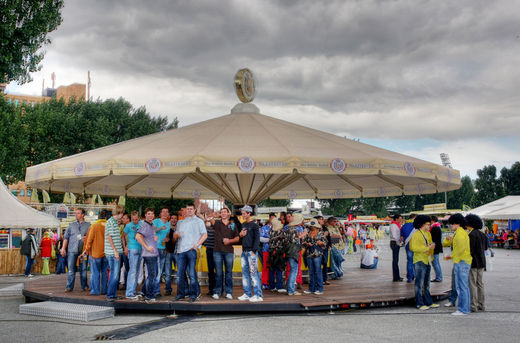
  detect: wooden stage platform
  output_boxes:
[22,262,452,313]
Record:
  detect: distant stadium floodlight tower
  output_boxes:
[439,153,453,205]
[440,153,452,168]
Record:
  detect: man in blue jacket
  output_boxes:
[400,214,416,283]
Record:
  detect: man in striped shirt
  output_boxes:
[105,205,125,301]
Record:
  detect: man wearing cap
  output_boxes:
[237,205,263,302]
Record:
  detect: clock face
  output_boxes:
[234,68,256,103]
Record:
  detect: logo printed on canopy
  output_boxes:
[378,187,386,196]
[146,158,162,173]
[334,189,343,198]
[237,157,256,173]
[103,185,110,194]
[146,188,154,197]
[404,162,416,176]
[288,190,297,199]
[330,158,346,173]
[192,189,201,199]
[75,162,86,176]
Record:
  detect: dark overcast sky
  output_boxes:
[8,0,520,178]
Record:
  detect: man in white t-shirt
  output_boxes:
[360,246,379,269]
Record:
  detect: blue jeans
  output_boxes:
[330,247,344,279]
[214,251,234,296]
[106,255,120,299]
[269,268,283,290]
[286,257,299,294]
[449,266,458,304]
[406,249,415,282]
[361,258,379,269]
[432,254,442,281]
[155,249,167,296]
[126,249,142,297]
[56,255,66,274]
[24,256,35,276]
[321,249,329,282]
[143,256,158,300]
[176,249,200,300]
[390,242,401,281]
[89,256,108,295]
[66,253,88,291]
[143,256,157,299]
[241,251,262,297]
[164,252,174,293]
[122,254,129,286]
[454,261,471,314]
[307,256,323,292]
[414,262,433,307]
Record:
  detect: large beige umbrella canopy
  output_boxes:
[25,69,460,204]
[25,103,461,205]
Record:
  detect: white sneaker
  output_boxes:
[444,302,454,307]
[451,310,467,316]
[27,274,34,278]
[212,294,220,300]
[249,295,263,302]
[277,289,287,293]
[225,294,233,300]
[314,291,323,295]
[303,290,313,294]
[237,294,250,301]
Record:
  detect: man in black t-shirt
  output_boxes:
[212,207,240,299]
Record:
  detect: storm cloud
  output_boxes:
[8,0,520,176]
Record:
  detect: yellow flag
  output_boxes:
[42,190,51,203]
[30,189,40,203]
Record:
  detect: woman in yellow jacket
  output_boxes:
[443,213,472,315]
[410,215,439,310]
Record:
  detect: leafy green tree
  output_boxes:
[0,96,28,182]
[447,175,475,209]
[500,162,520,195]
[472,165,504,207]
[257,198,291,208]
[319,198,354,216]
[0,97,177,182]
[0,0,64,84]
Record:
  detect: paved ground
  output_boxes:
[1,240,519,342]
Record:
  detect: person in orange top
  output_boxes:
[81,210,108,295]
[40,231,53,275]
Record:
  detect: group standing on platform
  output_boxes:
[19,204,490,314]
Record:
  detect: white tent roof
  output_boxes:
[25,103,460,204]
[470,196,520,220]
[0,178,60,229]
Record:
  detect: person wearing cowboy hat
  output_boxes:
[303,219,327,295]
[284,213,307,295]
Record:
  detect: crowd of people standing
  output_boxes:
[48,204,360,303]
